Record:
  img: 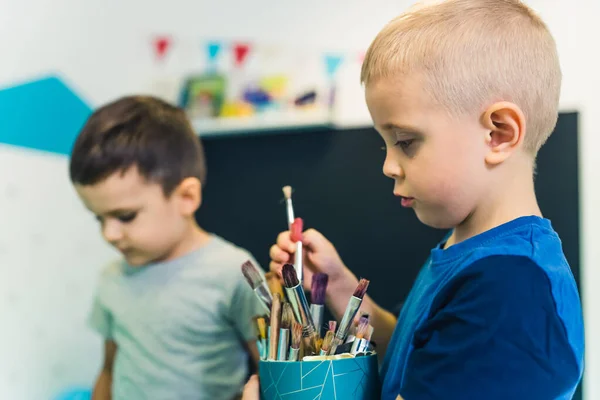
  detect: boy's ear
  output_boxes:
[173,177,202,216]
[481,101,526,165]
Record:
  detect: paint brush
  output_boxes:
[265,271,285,300]
[278,302,293,361]
[282,263,318,355]
[288,321,302,361]
[329,321,337,334]
[329,278,370,355]
[268,293,282,360]
[366,325,374,342]
[346,313,368,344]
[257,317,268,360]
[282,186,303,282]
[365,325,375,352]
[290,217,304,283]
[282,186,295,227]
[316,337,324,354]
[319,330,335,356]
[256,339,265,360]
[350,314,371,355]
[252,316,264,359]
[345,324,357,344]
[242,260,273,315]
[310,273,328,338]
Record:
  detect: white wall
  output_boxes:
[0,0,596,398]
[0,147,118,399]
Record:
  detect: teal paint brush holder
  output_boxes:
[258,354,380,399]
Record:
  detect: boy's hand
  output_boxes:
[271,228,398,362]
[241,375,260,400]
[269,228,354,292]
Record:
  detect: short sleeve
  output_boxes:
[87,291,113,339]
[400,255,580,400]
[228,258,268,341]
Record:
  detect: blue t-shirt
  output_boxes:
[380,216,584,400]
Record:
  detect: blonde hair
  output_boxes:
[361,0,561,154]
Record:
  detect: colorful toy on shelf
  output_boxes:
[259,75,289,99]
[179,42,343,128]
[294,90,317,108]
[243,86,272,110]
[179,73,226,118]
[219,100,254,118]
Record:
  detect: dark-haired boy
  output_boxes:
[70,96,263,400]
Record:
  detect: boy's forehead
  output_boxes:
[365,77,432,130]
[75,168,158,213]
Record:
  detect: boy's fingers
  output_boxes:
[269,261,283,277]
[242,375,260,399]
[276,231,296,253]
[269,244,291,263]
[301,228,324,250]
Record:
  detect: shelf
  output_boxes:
[191,110,333,137]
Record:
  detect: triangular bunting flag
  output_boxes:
[358,51,366,63]
[153,36,172,60]
[233,43,251,67]
[207,41,221,62]
[324,54,344,79]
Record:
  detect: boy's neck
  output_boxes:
[162,221,212,263]
[446,161,541,248]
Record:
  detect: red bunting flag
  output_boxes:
[233,43,251,67]
[153,36,172,60]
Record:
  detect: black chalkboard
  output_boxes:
[196,112,581,398]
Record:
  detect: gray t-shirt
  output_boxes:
[88,235,264,400]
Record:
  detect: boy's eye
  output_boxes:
[395,139,414,150]
[117,212,137,223]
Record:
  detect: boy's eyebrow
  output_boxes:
[100,208,140,216]
[380,123,422,135]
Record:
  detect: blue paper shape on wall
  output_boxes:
[0,75,91,155]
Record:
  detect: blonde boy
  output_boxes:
[249,1,584,399]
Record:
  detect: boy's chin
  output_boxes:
[122,253,152,267]
[414,209,460,231]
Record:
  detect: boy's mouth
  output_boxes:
[401,197,415,207]
[117,247,133,255]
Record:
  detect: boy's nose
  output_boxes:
[382,154,404,180]
[102,220,124,244]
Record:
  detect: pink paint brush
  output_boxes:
[290,217,304,283]
[328,320,337,334]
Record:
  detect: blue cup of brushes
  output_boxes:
[258,355,381,400]
[243,239,379,400]
[255,264,380,399]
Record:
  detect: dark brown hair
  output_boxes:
[69,95,206,195]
